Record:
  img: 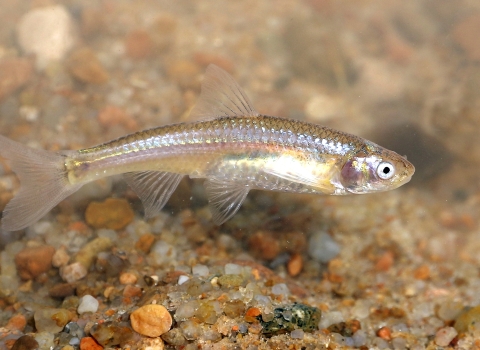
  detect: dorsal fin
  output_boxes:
[189,64,259,120]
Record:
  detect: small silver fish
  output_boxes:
[0,65,415,231]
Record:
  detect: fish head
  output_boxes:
[338,143,415,194]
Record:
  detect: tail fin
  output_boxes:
[0,135,82,231]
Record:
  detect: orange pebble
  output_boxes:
[413,265,430,280]
[80,337,103,350]
[377,326,392,340]
[287,254,303,277]
[6,314,26,331]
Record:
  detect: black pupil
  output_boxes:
[382,166,390,174]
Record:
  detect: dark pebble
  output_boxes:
[11,335,39,350]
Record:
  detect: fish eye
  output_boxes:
[377,161,395,180]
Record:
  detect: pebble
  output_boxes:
[192,264,209,277]
[271,283,290,296]
[98,105,137,131]
[148,240,177,266]
[308,231,340,263]
[137,337,165,350]
[218,274,244,288]
[60,262,88,283]
[248,231,281,260]
[78,295,99,314]
[161,328,186,346]
[290,329,304,339]
[178,275,190,285]
[125,30,154,60]
[130,304,173,337]
[287,253,303,277]
[16,5,77,69]
[455,305,480,333]
[66,47,109,84]
[135,233,156,253]
[80,337,103,350]
[75,237,113,269]
[435,326,457,347]
[52,247,70,267]
[49,283,75,298]
[14,245,55,279]
[123,284,142,298]
[35,308,70,333]
[34,332,55,349]
[0,58,34,102]
[119,272,138,285]
[6,314,27,331]
[11,335,39,350]
[85,198,135,230]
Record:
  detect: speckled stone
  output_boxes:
[85,198,134,230]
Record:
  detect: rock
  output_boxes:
[248,231,281,260]
[17,5,77,69]
[119,272,137,285]
[11,335,39,350]
[98,105,137,131]
[0,58,34,102]
[435,326,457,347]
[34,308,70,333]
[135,233,155,253]
[15,245,55,280]
[78,295,99,314]
[125,30,154,60]
[75,237,113,269]
[130,304,173,337]
[80,337,103,350]
[287,253,303,277]
[137,338,165,349]
[49,283,75,298]
[52,247,70,267]
[67,47,109,84]
[6,314,27,332]
[123,284,142,298]
[85,198,134,230]
[455,305,480,333]
[161,328,186,346]
[217,274,243,288]
[60,262,88,283]
[308,231,340,263]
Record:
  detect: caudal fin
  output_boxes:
[0,135,82,231]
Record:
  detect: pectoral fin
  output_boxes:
[204,178,250,225]
[124,171,183,218]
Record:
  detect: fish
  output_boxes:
[0,64,415,231]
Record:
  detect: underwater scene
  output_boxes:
[0,1,480,349]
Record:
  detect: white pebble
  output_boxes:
[308,231,340,263]
[271,283,290,296]
[435,326,457,347]
[290,329,304,339]
[352,329,367,347]
[178,275,190,285]
[192,264,209,277]
[60,262,87,283]
[224,263,242,275]
[17,5,77,69]
[77,295,99,314]
[319,311,344,329]
[148,240,177,265]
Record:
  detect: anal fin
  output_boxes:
[204,178,250,225]
[124,171,183,218]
